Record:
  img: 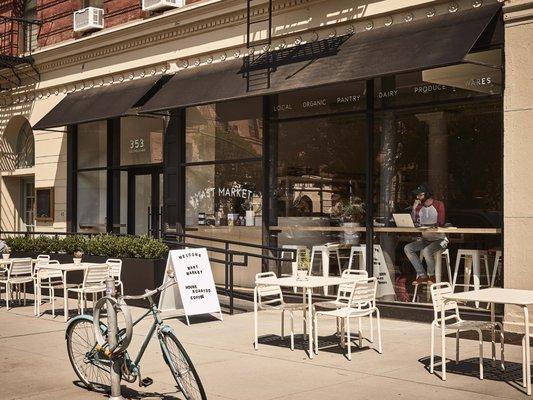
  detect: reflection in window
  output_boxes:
[16,121,34,168]
[186,98,262,163]
[77,121,107,169]
[185,162,262,227]
[21,0,38,53]
[77,170,106,232]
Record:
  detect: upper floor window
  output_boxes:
[16,121,35,169]
[82,0,104,8]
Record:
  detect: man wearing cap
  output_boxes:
[404,183,449,284]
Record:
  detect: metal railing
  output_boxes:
[163,232,296,314]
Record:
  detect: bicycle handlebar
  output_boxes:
[122,277,177,301]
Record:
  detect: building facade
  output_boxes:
[0,0,532,328]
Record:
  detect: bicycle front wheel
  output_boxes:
[160,331,207,400]
[66,316,110,392]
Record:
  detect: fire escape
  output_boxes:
[244,0,273,91]
[0,0,42,91]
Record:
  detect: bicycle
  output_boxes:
[65,276,207,400]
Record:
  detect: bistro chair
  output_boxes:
[35,260,76,318]
[0,258,33,310]
[280,245,308,292]
[254,272,306,351]
[313,277,381,360]
[68,264,109,315]
[106,258,124,296]
[310,243,342,296]
[429,282,504,380]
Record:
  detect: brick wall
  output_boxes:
[0,0,209,55]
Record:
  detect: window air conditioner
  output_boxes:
[142,0,185,12]
[73,7,104,33]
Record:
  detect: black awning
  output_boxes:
[140,3,501,113]
[33,76,166,130]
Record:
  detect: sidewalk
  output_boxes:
[0,298,529,400]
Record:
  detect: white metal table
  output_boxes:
[254,275,355,359]
[443,288,533,395]
[38,262,107,322]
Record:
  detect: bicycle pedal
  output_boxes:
[140,377,153,387]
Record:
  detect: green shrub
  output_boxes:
[4,234,168,259]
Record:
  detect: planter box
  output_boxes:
[10,252,166,307]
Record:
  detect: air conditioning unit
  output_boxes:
[142,0,185,12]
[73,7,104,33]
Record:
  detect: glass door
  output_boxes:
[128,169,163,237]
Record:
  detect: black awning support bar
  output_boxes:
[38,128,67,133]
[463,59,503,70]
[0,72,18,87]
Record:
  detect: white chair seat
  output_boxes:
[69,284,106,294]
[313,300,347,310]
[316,306,376,319]
[0,276,33,284]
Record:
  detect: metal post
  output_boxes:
[229,253,234,315]
[105,277,124,400]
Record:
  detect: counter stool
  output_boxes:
[412,249,451,303]
[281,245,308,292]
[490,250,503,288]
[347,246,365,270]
[311,244,342,296]
[452,249,490,308]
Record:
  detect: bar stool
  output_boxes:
[281,245,308,292]
[490,250,503,288]
[310,243,341,296]
[452,249,490,308]
[412,249,452,303]
[347,246,365,270]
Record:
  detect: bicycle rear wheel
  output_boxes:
[160,331,207,400]
[66,316,110,392]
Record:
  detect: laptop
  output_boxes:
[393,213,416,228]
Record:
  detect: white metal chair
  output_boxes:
[412,249,452,303]
[106,258,124,296]
[429,282,504,380]
[0,258,33,309]
[314,277,382,360]
[35,260,75,318]
[280,245,308,292]
[254,272,306,351]
[68,264,109,315]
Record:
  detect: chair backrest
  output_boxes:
[83,264,109,287]
[350,277,378,309]
[106,259,122,279]
[36,260,62,280]
[9,258,33,277]
[255,271,283,307]
[336,269,368,304]
[430,282,460,325]
[37,254,50,261]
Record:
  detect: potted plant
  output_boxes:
[2,246,11,260]
[73,250,83,265]
[296,249,311,280]
[332,197,365,245]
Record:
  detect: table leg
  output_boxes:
[302,289,307,341]
[63,271,68,322]
[491,302,496,367]
[524,306,531,395]
[435,254,442,284]
[441,300,447,380]
[308,288,313,359]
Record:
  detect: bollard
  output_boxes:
[105,276,124,400]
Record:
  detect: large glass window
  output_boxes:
[77,121,107,169]
[185,98,263,229]
[77,170,107,232]
[373,52,503,303]
[120,116,164,166]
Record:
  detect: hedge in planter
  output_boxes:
[4,234,168,260]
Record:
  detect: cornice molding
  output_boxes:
[503,0,533,24]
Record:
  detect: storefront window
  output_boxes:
[185,98,263,228]
[77,121,107,169]
[77,170,107,232]
[186,98,262,163]
[373,56,503,303]
[120,116,164,166]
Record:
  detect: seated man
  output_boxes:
[404,183,449,284]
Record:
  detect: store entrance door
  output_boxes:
[128,169,163,238]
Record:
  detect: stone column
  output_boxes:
[415,112,448,203]
[503,0,533,332]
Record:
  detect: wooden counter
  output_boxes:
[269,226,501,234]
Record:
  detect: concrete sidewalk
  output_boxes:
[0,298,530,400]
